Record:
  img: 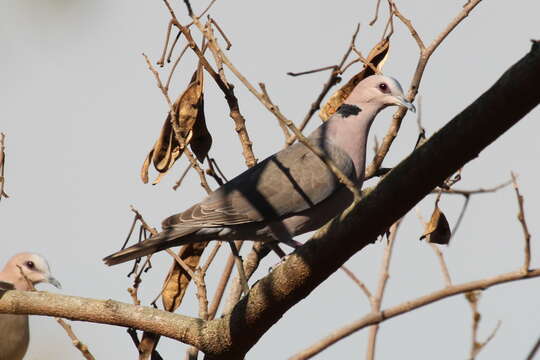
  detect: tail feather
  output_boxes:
[103,227,198,266]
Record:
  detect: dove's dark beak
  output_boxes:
[47,276,61,289]
[393,95,416,113]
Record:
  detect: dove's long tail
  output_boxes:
[103,227,200,266]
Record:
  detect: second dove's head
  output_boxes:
[4,253,61,290]
[346,74,415,113]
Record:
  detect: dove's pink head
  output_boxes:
[0,253,61,291]
[345,74,415,113]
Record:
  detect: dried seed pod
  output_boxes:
[420,205,451,245]
[320,37,390,121]
[141,64,212,184]
[162,242,208,312]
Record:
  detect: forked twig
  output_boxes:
[56,318,96,360]
[290,268,540,360]
[293,23,362,134]
[511,172,531,273]
[366,220,401,360]
[465,291,501,360]
[17,267,95,359]
[365,0,483,179]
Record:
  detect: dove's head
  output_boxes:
[346,74,415,113]
[1,253,61,290]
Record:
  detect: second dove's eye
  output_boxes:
[378,83,388,92]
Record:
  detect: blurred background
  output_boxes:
[1,1,539,359]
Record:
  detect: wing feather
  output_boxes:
[162,128,355,230]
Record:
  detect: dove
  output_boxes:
[0,253,61,360]
[104,74,415,266]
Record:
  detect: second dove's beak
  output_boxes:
[394,95,416,113]
[47,276,62,289]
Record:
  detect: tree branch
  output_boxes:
[0,290,205,347]
[291,269,538,360]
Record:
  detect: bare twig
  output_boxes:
[130,206,158,235]
[143,53,175,110]
[194,269,209,320]
[16,266,35,292]
[287,65,337,77]
[465,291,501,360]
[340,57,363,74]
[430,243,452,286]
[165,43,190,90]
[366,220,401,360]
[209,17,232,50]
[183,0,193,17]
[526,335,540,360]
[390,1,425,50]
[339,265,372,300]
[207,244,242,320]
[228,241,249,295]
[0,133,8,201]
[417,206,453,286]
[205,157,225,186]
[158,20,175,67]
[185,147,212,193]
[365,0,483,179]
[223,242,272,314]
[56,318,96,360]
[351,47,380,74]
[437,180,511,195]
[295,23,361,134]
[381,5,394,39]
[208,157,228,182]
[450,195,470,241]
[166,249,196,278]
[166,31,182,63]
[173,163,192,191]
[511,172,531,273]
[123,206,158,306]
[198,0,218,20]
[201,242,223,273]
[369,0,383,26]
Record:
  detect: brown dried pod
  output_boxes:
[140,64,212,184]
[190,96,212,162]
[420,206,452,245]
[319,37,390,121]
[162,242,208,312]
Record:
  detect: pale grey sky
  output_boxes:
[1,1,539,359]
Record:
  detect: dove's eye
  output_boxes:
[25,261,35,269]
[378,83,389,92]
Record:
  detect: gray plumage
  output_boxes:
[104,75,414,266]
[0,253,61,360]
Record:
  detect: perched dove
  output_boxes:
[0,253,61,360]
[104,75,415,266]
